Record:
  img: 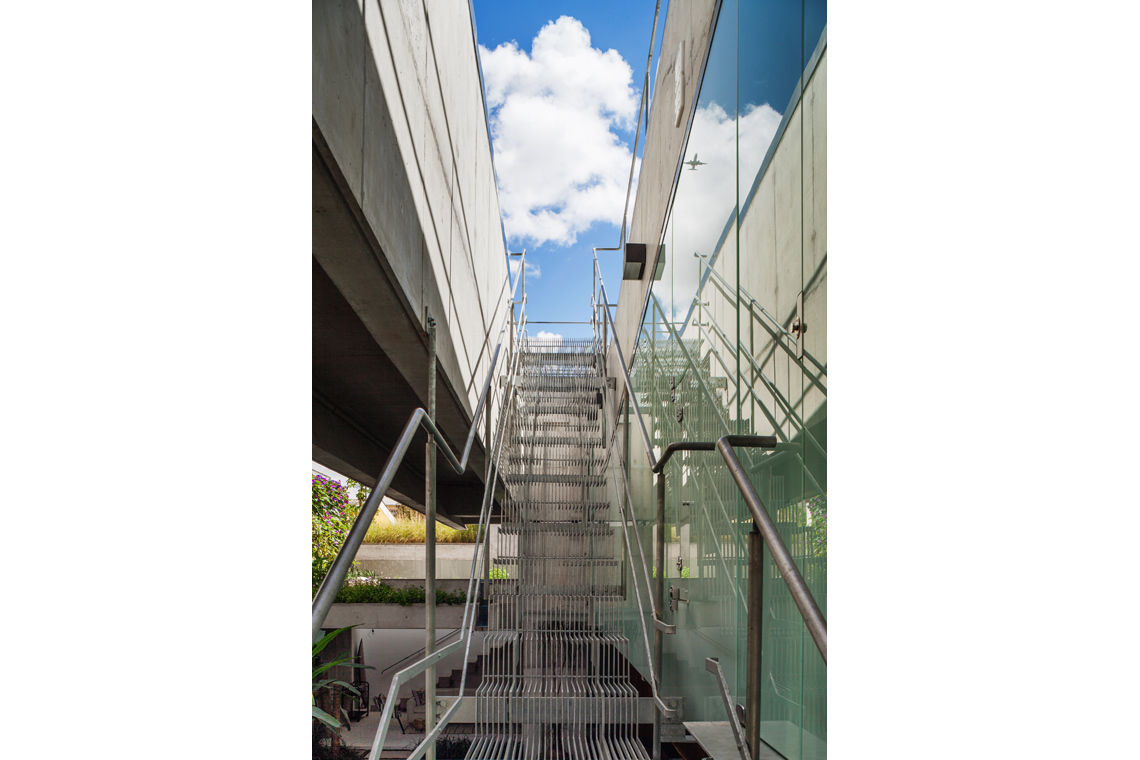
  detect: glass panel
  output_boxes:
[736,2,827,757]
[623,1,826,754]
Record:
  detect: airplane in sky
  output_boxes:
[685,153,706,171]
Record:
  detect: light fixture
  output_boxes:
[623,242,646,279]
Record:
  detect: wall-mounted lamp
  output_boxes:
[623,242,646,279]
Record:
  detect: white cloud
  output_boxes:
[480,17,639,247]
[508,258,541,279]
[532,330,564,351]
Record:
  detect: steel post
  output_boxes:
[652,471,665,760]
[425,315,437,760]
[483,384,493,594]
[746,529,762,759]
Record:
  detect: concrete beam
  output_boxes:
[323,603,465,630]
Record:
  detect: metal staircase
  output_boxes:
[469,337,648,760]
[312,250,824,760]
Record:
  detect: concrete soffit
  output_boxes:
[312,121,472,432]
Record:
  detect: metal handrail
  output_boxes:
[312,253,527,638]
[706,657,750,760]
[366,304,529,760]
[718,438,827,662]
[618,1,662,247]
[595,346,677,715]
[379,628,461,675]
[592,252,827,663]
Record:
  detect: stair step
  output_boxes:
[506,456,606,467]
[498,522,614,536]
[504,473,605,485]
[502,500,609,511]
[496,555,621,566]
[515,404,600,417]
[511,435,604,446]
[514,376,606,390]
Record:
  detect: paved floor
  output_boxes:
[340,713,475,758]
[340,710,420,753]
[685,721,787,760]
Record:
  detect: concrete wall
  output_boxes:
[313,0,510,423]
[352,525,500,578]
[735,52,827,437]
[609,0,718,389]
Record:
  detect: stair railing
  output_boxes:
[596,338,678,696]
[592,251,826,758]
[312,252,527,639]
[379,628,462,676]
[594,265,826,658]
[362,300,528,760]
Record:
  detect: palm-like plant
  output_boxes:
[312,626,371,731]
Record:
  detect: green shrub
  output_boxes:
[334,572,466,605]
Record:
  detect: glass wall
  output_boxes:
[629,1,826,757]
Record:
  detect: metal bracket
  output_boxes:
[659,696,684,739]
[705,658,750,760]
[791,290,805,359]
[652,615,676,635]
[669,585,689,613]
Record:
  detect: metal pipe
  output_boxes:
[365,309,528,760]
[597,278,656,470]
[484,382,492,595]
[652,472,665,759]
[717,438,827,662]
[425,315,438,760]
[617,0,660,247]
[652,435,777,474]
[706,657,750,760]
[746,530,762,759]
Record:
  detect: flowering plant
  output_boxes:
[312,474,367,590]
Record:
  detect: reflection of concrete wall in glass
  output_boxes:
[613,3,827,757]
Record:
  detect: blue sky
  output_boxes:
[473,1,667,340]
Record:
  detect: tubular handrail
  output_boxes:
[312,254,527,638]
[706,657,751,760]
[366,305,528,760]
[379,628,461,675]
[595,350,678,715]
[652,436,778,474]
[718,437,827,662]
[612,462,678,718]
[591,251,827,663]
[618,1,662,247]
